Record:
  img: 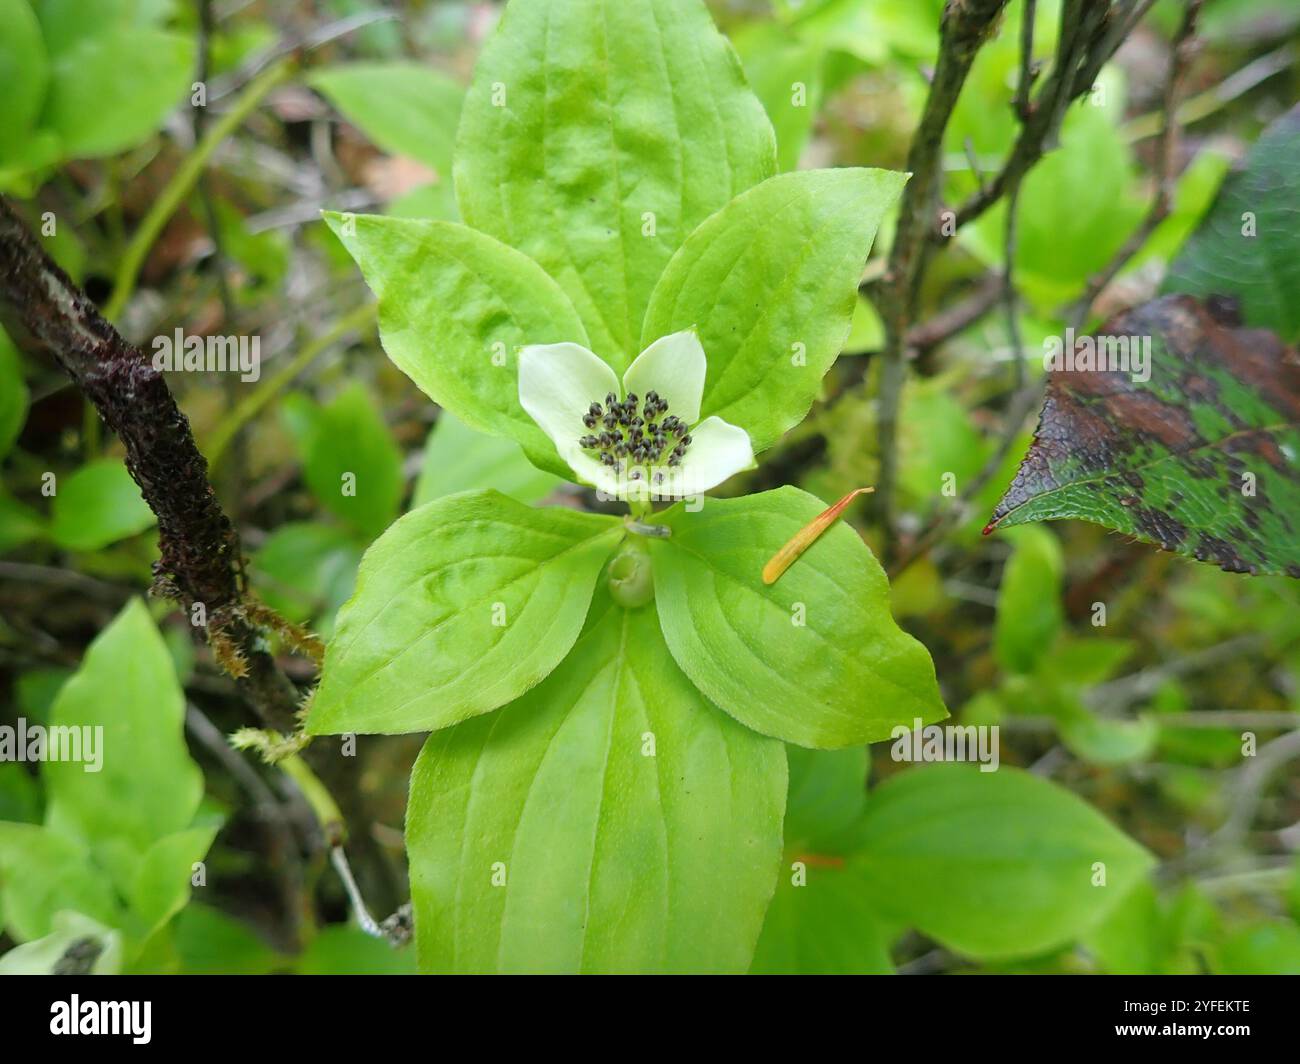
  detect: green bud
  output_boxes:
[607,539,655,609]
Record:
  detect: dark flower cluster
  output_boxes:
[578,390,693,481]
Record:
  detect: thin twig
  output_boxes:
[873,0,1012,555]
[104,58,294,323]
[0,198,302,732]
[205,301,377,472]
[1068,0,1203,330]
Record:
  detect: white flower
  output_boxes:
[518,330,754,499]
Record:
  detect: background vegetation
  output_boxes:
[1,0,1298,974]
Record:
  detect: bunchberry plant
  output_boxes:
[308,0,946,973]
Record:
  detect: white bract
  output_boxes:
[518,330,754,499]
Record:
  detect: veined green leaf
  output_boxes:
[454,0,776,367]
[43,599,203,858]
[853,765,1155,960]
[322,212,587,478]
[407,592,786,973]
[642,168,906,453]
[650,487,946,748]
[307,490,622,735]
[987,295,1300,576]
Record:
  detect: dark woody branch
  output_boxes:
[0,196,303,733]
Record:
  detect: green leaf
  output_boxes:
[1058,709,1158,767]
[853,765,1155,960]
[0,764,41,824]
[1213,920,1300,975]
[0,911,121,975]
[0,491,43,552]
[308,61,464,175]
[993,525,1064,675]
[641,168,905,452]
[751,745,892,974]
[282,382,404,539]
[173,905,283,975]
[43,599,203,858]
[323,212,587,477]
[295,925,418,975]
[750,861,893,974]
[130,825,219,942]
[412,410,561,508]
[454,0,776,367]
[50,457,155,551]
[733,24,824,172]
[783,744,870,855]
[307,490,622,736]
[41,26,195,160]
[0,0,47,163]
[251,521,361,627]
[1165,105,1300,343]
[650,487,946,747]
[0,823,122,941]
[407,592,786,973]
[987,295,1300,576]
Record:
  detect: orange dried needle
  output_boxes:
[762,487,873,585]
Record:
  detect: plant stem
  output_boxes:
[103,57,294,324]
[205,302,378,473]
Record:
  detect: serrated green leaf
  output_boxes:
[50,457,155,551]
[650,487,946,747]
[282,382,404,539]
[308,490,622,735]
[454,0,776,367]
[412,411,561,508]
[309,61,463,175]
[1164,105,1300,343]
[853,764,1155,960]
[987,295,1300,576]
[407,592,786,973]
[641,168,905,453]
[322,212,586,478]
[43,599,203,857]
